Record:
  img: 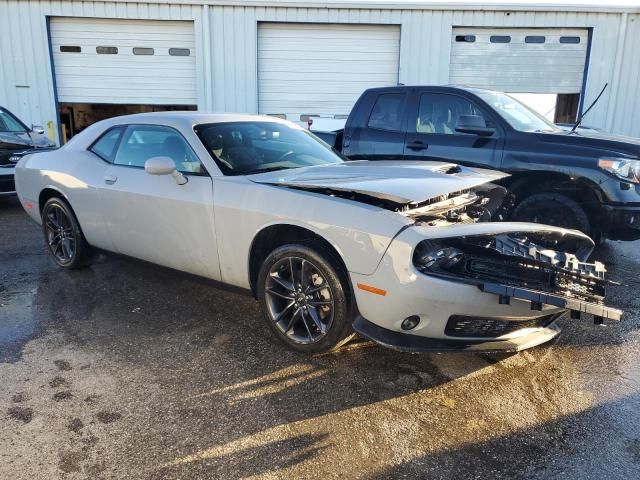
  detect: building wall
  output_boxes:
[0,0,638,143]
[609,13,640,137]
[0,1,203,144]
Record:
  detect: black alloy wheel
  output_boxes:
[257,243,354,353]
[41,197,93,268]
[264,256,335,344]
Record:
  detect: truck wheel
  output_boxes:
[41,197,94,269]
[512,193,592,236]
[257,243,354,353]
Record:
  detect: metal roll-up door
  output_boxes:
[258,23,400,122]
[450,28,589,94]
[50,17,196,105]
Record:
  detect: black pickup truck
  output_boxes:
[315,86,640,242]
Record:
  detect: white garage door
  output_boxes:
[258,23,400,122]
[50,17,196,104]
[450,28,589,94]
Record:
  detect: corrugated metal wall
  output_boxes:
[0,1,638,142]
[610,14,640,137]
[0,1,202,143]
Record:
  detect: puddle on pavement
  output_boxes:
[0,286,38,362]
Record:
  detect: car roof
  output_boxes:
[362,85,499,95]
[68,111,300,151]
[96,111,293,131]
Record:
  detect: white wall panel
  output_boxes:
[609,14,640,137]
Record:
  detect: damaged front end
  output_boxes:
[413,230,622,323]
[397,183,512,226]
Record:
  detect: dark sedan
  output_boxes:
[1,106,56,197]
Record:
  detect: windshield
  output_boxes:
[0,110,27,133]
[195,121,344,175]
[476,91,561,133]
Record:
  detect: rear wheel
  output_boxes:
[41,197,93,268]
[257,243,354,353]
[512,193,592,236]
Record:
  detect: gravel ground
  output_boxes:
[1,196,640,479]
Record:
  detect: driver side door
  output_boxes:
[403,91,504,169]
[94,124,221,280]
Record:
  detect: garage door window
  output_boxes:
[169,48,190,56]
[96,46,118,54]
[416,94,484,135]
[133,47,154,55]
[490,35,511,43]
[368,94,405,132]
[114,125,203,174]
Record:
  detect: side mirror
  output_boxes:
[144,156,188,185]
[455,115,495,136]
[31,124,45,135]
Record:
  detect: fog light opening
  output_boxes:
[401,315,421,331]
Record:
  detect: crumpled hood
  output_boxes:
[249,160,509,205]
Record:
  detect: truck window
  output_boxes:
[367,93,405,132]
[416,93,484,134]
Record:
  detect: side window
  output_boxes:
[0,110,27,133]
[416,94,484,135]
[113,125,203,174]
[90,127,124,161]
[367,93,405,131]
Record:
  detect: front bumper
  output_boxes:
[349,223,621,352]
[602,203,640,241]
[0,166,16,197]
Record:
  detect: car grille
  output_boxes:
[0,174,16,193]
[445,313,562,338]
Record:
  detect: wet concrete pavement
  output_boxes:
[1,195,640,479]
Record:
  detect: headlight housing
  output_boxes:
[598,157,640,184]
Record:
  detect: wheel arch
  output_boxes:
[248,223,349,298]
[39,186,70,213]
[506,172,605,213]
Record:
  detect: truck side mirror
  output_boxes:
[31,124,45,135]
[455,115,495,137]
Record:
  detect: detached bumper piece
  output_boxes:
[352,315,561,353]
[414,232,623,324]
[480,282,622,323]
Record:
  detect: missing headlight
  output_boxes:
[412,233,609,304]
[414,241,464,272]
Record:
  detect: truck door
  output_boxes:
[403,90,503,169]
[343,92,407,160]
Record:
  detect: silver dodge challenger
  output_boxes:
[15,112,622,353]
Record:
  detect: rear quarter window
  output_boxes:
[367,93,405,132]
[90,127,124,162]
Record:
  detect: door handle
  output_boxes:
[104,175,118,185]
[406,141,428,151]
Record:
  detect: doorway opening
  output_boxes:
[58,103,197,142]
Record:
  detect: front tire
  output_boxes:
[257,243,354,353]
[41,197,93,269]
[512,193,592,236]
